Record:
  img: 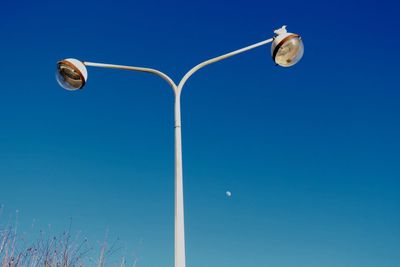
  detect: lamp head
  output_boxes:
[271,26,304,67]
[56,58,88,90]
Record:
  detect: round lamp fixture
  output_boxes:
[56,58,88,90]
[271,26,304,67]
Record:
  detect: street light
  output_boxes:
[56,25,303,267]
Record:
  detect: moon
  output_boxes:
[226,191,232,197]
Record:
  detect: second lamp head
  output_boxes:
[271,26,304,67]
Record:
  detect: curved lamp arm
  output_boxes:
[83,37,274,95]
[83,61,178,92]
[177,38,274,93]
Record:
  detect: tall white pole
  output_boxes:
[174,91,186,267]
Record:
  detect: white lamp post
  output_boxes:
[56,25,304,267]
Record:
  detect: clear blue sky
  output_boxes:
[1,0,399,266]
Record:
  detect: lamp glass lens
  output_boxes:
[274,36,304,67]
[56,62,84,90]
